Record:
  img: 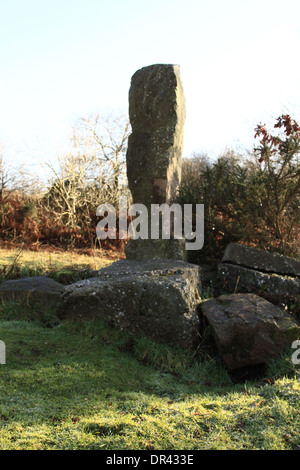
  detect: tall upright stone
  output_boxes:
[125,64,186,260]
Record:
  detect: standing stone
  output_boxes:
[125,64,186,260]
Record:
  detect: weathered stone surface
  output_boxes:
[222,242,300,277]
[218,263,300,298]
[125,64,186,260]
[201,293,300,370]
[126,64,186,207]
[125,238,186,261]
[0,276,64,309]
[95,258,200,283]
[59,259,202,349]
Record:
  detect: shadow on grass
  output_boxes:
[0,316,299,450]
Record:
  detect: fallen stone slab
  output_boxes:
[59,259,202,350]
[0,276,64,309]
[222,243,300,277]
[201,293,300,370]
[218,263,300,298]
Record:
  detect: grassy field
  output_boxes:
[0,247,299,450]
[0,246,116,273]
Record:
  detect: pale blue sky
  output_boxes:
[1,0,300,167]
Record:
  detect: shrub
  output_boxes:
[178,115,300,262]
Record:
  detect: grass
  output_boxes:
[0,247,299,450]
[0,317,299,450]
[0,246,114,284]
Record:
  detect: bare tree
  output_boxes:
[0,146,16,202]
[0,144,45,200]
[77,113,130,202]
[44,112,131,233]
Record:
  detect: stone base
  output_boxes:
[125,238,186,261]
[59,258,202,350]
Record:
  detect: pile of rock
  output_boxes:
[197,243,300,370]
[1,260,298,372]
